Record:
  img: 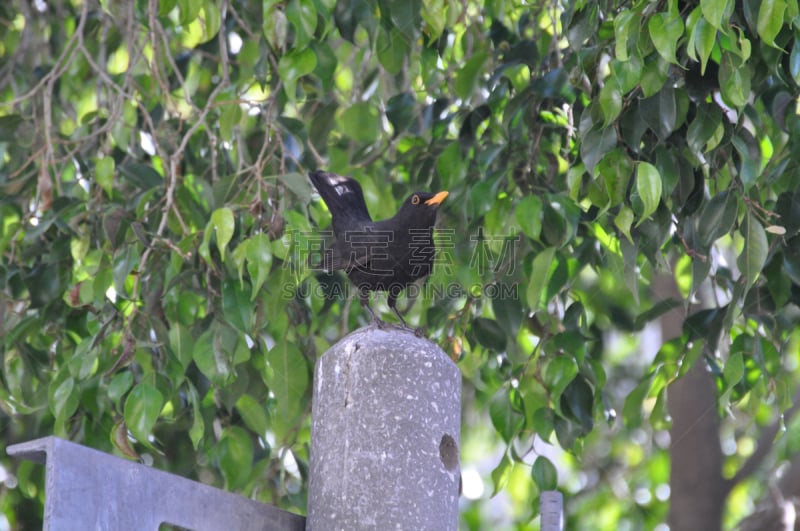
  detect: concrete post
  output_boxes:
[541,490,564,531]
[307,327,461,530]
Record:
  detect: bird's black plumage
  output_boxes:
[309,170,448,330]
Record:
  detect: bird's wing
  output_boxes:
[309,171,372,234]
[328,240,370,271]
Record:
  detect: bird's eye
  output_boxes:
[411,194,420,205]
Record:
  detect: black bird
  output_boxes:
[309,170,448,330]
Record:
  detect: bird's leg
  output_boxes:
[364,303,387,328]
[388,292,423,336]
[360,290,386,328]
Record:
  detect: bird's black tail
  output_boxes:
[308,170,372,224]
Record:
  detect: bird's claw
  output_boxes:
[397,321,425,337]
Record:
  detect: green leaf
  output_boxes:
[235,394,270,437]
[473,317,507,351]
[737,213,768,288]
[95,156,114,196]
[697,191,738,246]
[187,381,205,449]
[544,356,578,413]
[222,279,253,333]
[49,376,77,420]
[640,55,669,97]
[337,102,381,144]
[723,351,744,391]
[687,104,722,153]
[567,5,599,48]
[492,294,523,338]
[107,371,134,406]
[199,0,222,43]
[527,247,556,310]
[210,207,235,262]
[263,5,288,51]
[193,326,233,385]
[701,0,733,29]
[648,11,685,64]
[247,234,273,300]
[731,132,761,190]
[611,55,644,93]
[437,142,467,188]
[757,0,786,48]
[219,104,242,142]
[387,0,421,38]
[635,162,662,225]
[640,86,677,141]
[531,408,555,441]
[266,342,309,440]
[634,299,683,329]
[532,456,558,490]
[159,0,178,16]
[541,201,579,248]
[386,92,417,135]
[622,377,651,428]
[515,195,543,241]
[286,0,317,49]
[377,26,409,75]
[719,53,750,108]
[554,414,583,450]
[312,41,338,90]
[232,234,273,301]
[615,206,634,243]
[614,11,638,61]
[168,323,195,370]
[278,48,317,104]
[454,51,489,100]
[118,162,162,190]
[734,26,752,61]
[694,16,717,74]
[178,0,202,24]
[112,246,138,296]
[123,382,164,445]
[421,0,446,39]
[580,126,617,174]
[278,171,313,203]
[599,78,623,125]
[650,387,670,430]
[218,426,254,490]
[490,454,512,497]
[596,148,633,207]
[686,7,702,62]
[561,376,594,433]
[490,391,523,443]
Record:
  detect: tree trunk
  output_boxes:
[668,362,726,530]
[655,275,727,530]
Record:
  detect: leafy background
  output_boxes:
[2,0,800,529]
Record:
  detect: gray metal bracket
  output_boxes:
[7,436,305,531]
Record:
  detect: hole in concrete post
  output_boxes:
[159,523,193,531]
[439,434,459,471]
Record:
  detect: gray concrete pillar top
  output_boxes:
[308,327,462,530]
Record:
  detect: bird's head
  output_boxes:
[392,190,449,228]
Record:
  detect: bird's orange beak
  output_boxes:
[425,191,449,206]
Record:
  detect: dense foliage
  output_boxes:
[2,0,800,528]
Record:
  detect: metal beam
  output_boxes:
[7,436,305,531]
